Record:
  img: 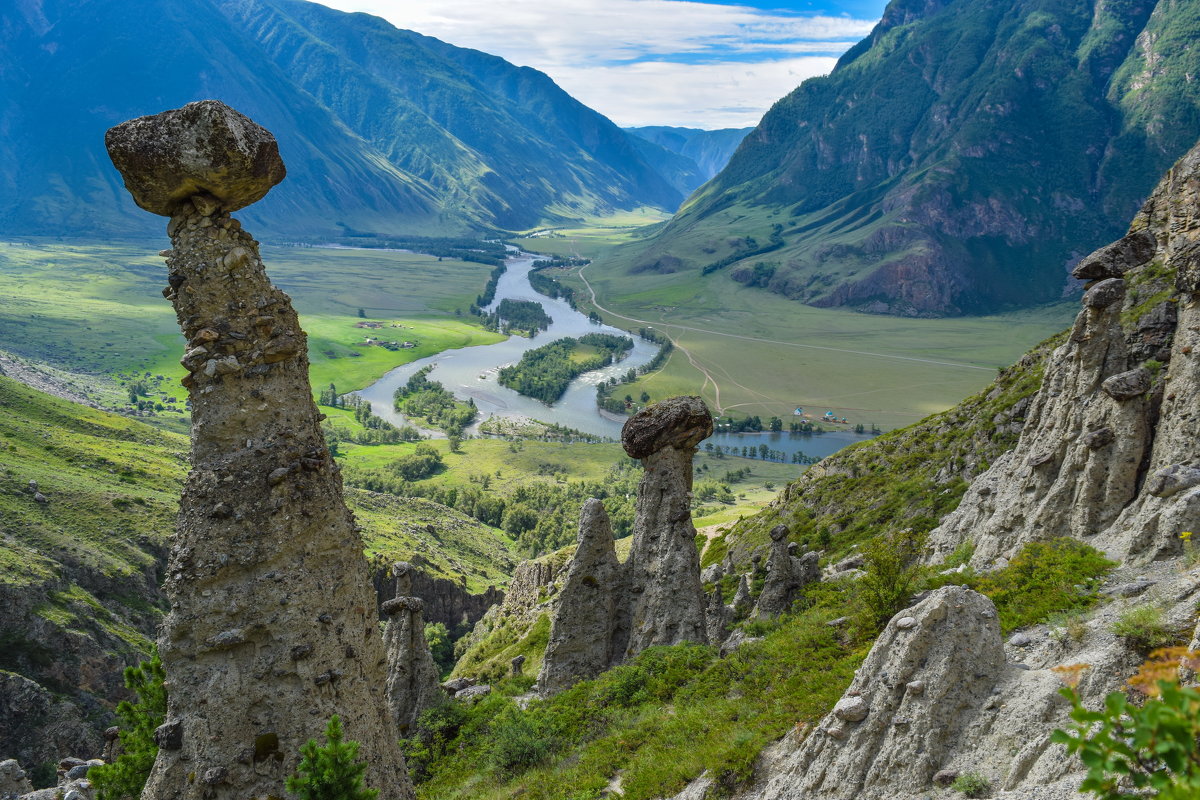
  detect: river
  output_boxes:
[353,252,877,463]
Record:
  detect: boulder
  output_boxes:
[757,587,1005,800]
[105,100,285,216]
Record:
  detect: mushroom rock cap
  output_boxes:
[769,524,789,542]
[621,395,713,459]
[105,100,286,216]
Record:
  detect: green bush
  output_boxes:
[286,715,378,800]
[951,771,990,798]
[975,539,1115,632]
[856,529,927,631]
[1110,605,1176,652]
[90,651,166,800]
[486,708,556,776]
[1053,649,1200,799]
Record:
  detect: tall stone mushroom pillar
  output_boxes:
[383,563,443,735]
[619,396,713,657]
[105,101,411,800]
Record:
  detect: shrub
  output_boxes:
[951,771,990,797]
[486,708,555,776]
[975,539,1115,632]
[1053,649,1200,799]
[286,715,378,800]
[90,651,166,800]
[856,529,927,631]
[1046,609,1089,645]
[1111,605,1176,652]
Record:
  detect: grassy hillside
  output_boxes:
[0,240,502,420]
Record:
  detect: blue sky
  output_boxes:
[316,0,888,129]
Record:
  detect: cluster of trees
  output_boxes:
[498,334,632,404]
[318,383,422,445]
[528,260,583,309]
[480,299,553,336]
[388,443,444,481]
[393,367,476,435]
[340,234,507,267]
[701,441,819,464]
[470,263,508,313]
[595,328,673,414]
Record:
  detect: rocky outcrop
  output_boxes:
[105,101,410,800]
[0,759,33,799]
[929,140,1200,567]
[753,525,819,619]
[620,396,713,656]
[383,564,443,736]
[756,587,1006,799]
[0,672,102,778]
[538,500,624,695]
[372,565,503,632]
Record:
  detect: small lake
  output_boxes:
[354,252,878,461]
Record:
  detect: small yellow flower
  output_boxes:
[1182,531,1194,541]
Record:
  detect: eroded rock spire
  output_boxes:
[383,563,443,736]
[538,499,623,695]
[620,395,712,656]
[105,100,411,800]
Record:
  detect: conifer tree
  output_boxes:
[286,715,379,800]
[90,651,167,800]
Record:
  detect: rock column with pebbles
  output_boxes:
[620,396,713,656]
[757,587,1005,800]
[383,563,443,736]
[105,100,411,800]
[538,498,624,695]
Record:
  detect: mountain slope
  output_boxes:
[0,0,682,239]
[624,126,753,183]
[623,0,1200,316]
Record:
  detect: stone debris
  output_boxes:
[105,100,410,800]
[383,563,444,736]
[0,760,32,799]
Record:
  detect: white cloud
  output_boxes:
[314,0,876,127]
[551,57,840,128]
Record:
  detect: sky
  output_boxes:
[315,0,888,130]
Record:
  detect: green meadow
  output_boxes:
[0,239,502,408]
[518,221,1075,431]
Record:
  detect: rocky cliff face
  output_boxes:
[106,101,410,799]
[629,0,1200,317]
[929,140,1200,566]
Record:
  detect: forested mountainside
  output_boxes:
[0,0,682,239]
[625,0,1200,317]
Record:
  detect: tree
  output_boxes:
[769,416,783,432]
[639,391,650,403]
[357,308,366,318]
[286,715,379,800]
[447,433,463,454]
[90,651,167,800]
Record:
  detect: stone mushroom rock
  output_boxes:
[620,397,713,657]
[382,570,443,736]
[731,574,752,617]
[757,587,1004,800]
[105,100,285,217]
[105,101,410,800]
[539,499,624,696]
[705,586,731,645]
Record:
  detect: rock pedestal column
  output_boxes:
[620,396,713,657]
[105,100,411,800]
[754,524,820,619]
[538,499,623,695]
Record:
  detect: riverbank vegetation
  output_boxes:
[484,299,554,336]
[393,366,478,435]
[499,334,633,403]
